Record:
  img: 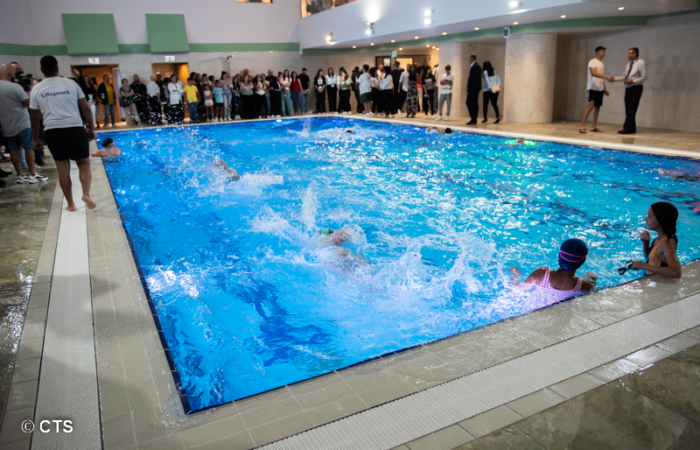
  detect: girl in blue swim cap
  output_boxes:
[512,238,597,304]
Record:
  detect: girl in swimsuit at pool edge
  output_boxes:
[511,238,597,301]
[630,202,682,279]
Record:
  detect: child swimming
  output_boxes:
[511,238,597,304]
[214,159,240,181]
[91,138,122,157]
[629,202,682,279]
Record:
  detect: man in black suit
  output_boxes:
[466,54,481,125]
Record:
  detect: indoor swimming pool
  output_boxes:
[101,118,700,412]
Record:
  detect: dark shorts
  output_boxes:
[588,89,604,107]
[360,93,372,104]
[45,127,90,161]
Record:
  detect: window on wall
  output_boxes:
[301,0,357,18]
[238,0,273,3]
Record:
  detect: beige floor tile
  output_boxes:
[0,438,30,450]
[458,405,523,439]
[684,326,700,340]
[234,387,294,414]
[178,414,247,449]
[392,446,411,450]
[288,372,345,397]
[102,411,136,450]
[126,377,160,411]
[122,354,155,385]
[247,412,314,447]
[625,345,673,367]
[132,406,169,444]
[549,373,606,399]
[339,361,405,394]
[20,322,45,341]
[294,379,355,410]
[656,333,700,354]
[23,306,47,324]
[99,380,132,419]
[0,407,37,445]
[356,378,417,408]
[16,338,43,361]
[4,380,38,412]
[305,394,367,427]
[406,425,475,450]
[240,395,303,429]
[10,358,41,384]
[188,431,255,450]
[506,389,567,418]
[588,358,640,382]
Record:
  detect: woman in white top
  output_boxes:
[280,69,293,117]
[482,61,501,124]
[325,67,338,113]
[337,67,353,114]
[380,67,394,118]
[370,67,381,115]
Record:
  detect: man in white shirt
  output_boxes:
[396,64,410,114]
[611,47,647,134]
[146,75,161,125]
[29,55,96,212]
[358,65,373,117]
[168,74,184,124]
[580,46,615,133]
[437,64,453,121]
[0,65,48,184]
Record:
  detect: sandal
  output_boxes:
[579,128,587,134]
[591,128,603,132]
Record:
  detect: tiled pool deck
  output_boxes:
[1,117,700,449]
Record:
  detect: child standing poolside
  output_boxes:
[511,238,597,305]
[630,202,682,279]
[91,138,122,157]
[203,85,214,121]
[213,81,224,121]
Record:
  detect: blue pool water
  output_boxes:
[101,118,700,412]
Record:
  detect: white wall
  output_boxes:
[553,11,700,132]
[0,0,300,46]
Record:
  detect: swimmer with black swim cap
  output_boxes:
[91,138,123,157]
[426,127,453,135]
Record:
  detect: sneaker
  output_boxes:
[16,175,26,184]
[445,116,450,121]
[21,164,28,171]
[276,115,281,118]
[0,168,11,178]
[425,114,428,119]
[27,174,48,183]
[435,116,442,121]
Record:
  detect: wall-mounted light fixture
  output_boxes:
[365,22,374,36]
[326,33,333,44]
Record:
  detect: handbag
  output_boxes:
[119,95,131,107]
[490,85,501,94]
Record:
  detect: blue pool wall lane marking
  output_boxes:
[97,118,700,413]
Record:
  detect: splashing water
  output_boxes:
[101,118,700,411]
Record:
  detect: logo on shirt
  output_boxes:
[41,90,70,99]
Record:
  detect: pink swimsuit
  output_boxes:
[538,266,583,305]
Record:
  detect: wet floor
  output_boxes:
[0,156,57,426]
[453,343,700,450]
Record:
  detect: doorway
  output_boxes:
[72,64,122,124]
[375,56,392,69]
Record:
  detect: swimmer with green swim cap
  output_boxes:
[319,228,333,235]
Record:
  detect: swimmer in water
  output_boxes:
[91,138,122,157]
[657,168,700,182]
[214,159,240,181]
[426,126,453,135]
[628,202,682,279]
[511,238,597,303]
[317,226,368,271]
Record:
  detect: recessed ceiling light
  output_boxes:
[436,48,439,50]
[509,1,519,7]
[475,27,480,30]
[426,44,430,47]
[560,14,566,18]
[370,43,375,46]
[432,46,436,49]
[352,45,357,48]
[424,18,432,25]
[365,29,372,35]
[399,48,403,50]
[391,39,396,43]
[618,6,624,10]
[442,32,447,35]
[414,36,419,39]
[424,9,432,16]
[513,21,519,25]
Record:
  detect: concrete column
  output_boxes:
[437,42,467,119]
[504,33,557,123]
